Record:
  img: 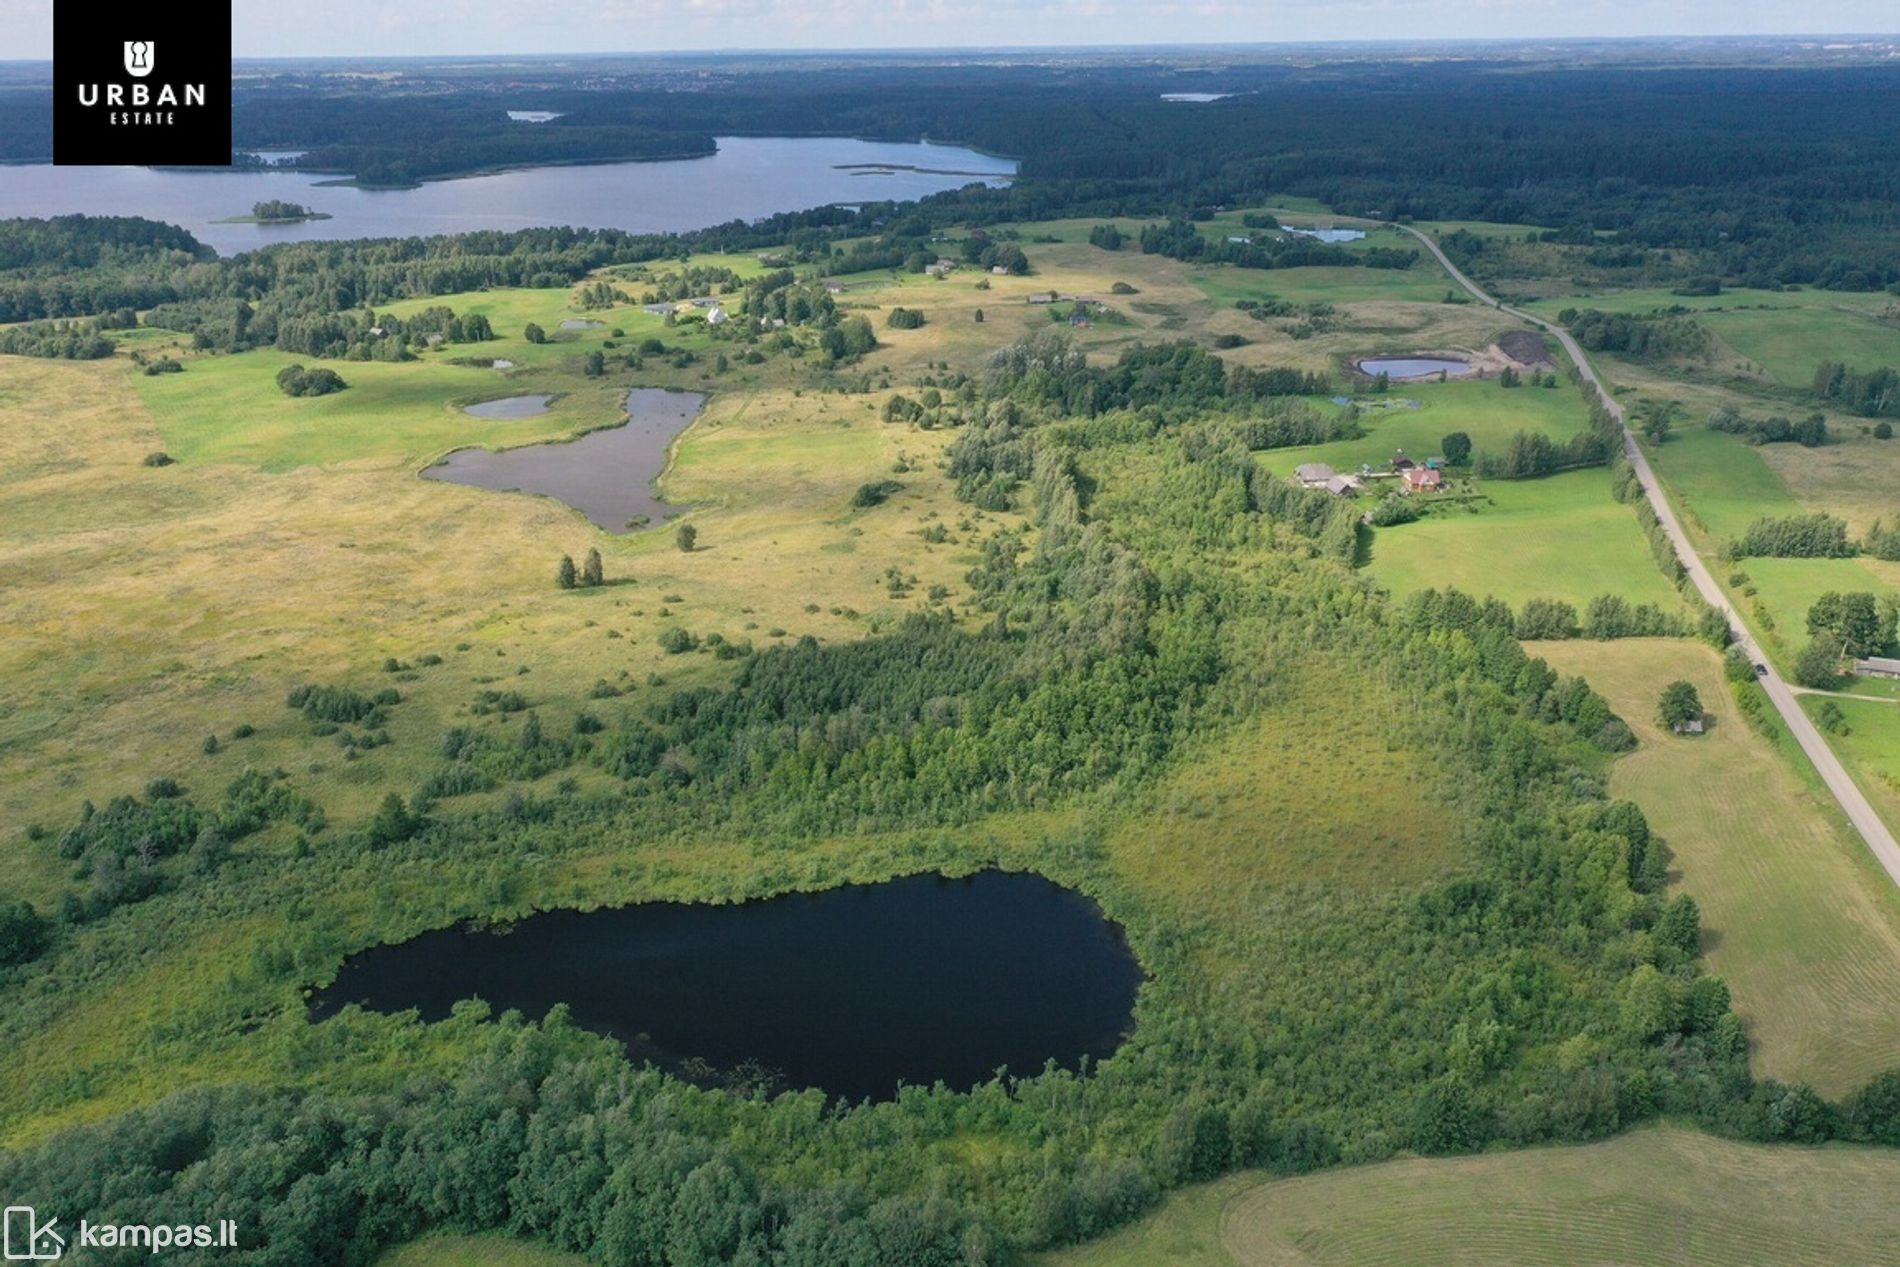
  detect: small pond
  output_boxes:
[559,318,605,330]
[424,387,703,531]
[309,870,1143,1102]
[1286,226,1367,244]
[1357,357,1470,380]
[462,393,553,419]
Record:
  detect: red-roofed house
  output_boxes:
[1402,467,1444,493]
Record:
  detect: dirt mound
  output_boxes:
[1497,330,1555,366]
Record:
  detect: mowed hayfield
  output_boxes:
[1368,470,1684,610]
[1535,639,1900,1093]
[1040,1127,1900,1267]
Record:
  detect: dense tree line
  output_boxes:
[1812,361,1900,417]
[1733,513,1857,559]
[1560,308,1714,363]
[1138,218,1416,273]
[1707,403,1830,446]
[0,317,117,359]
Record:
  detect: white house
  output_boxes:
[706,306,728,326]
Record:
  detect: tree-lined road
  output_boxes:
[1397,223,1900,892]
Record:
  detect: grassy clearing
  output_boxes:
[1535,639,1900,1093]
[1802,694,1900,855]
[1524,287,1900,387]
[1042,1127,1900,1267]
[1367,470,1683,610]
[0,342,976,906]
[1755,430,1900,540]
[1261,377,1590,476]
[1642,427,1804,541]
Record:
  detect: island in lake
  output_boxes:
[215,199,332,225]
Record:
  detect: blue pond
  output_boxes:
[1357,357,1470,380]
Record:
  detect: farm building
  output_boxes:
[1323,475,1361,496]
[1672,718,1706,735]
[925,261,955,277]
[1402,467,1444,493]
[1855,657,1900,679]
[706,306,728,326]
[1294,462,1337,488]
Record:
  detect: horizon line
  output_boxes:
[2,32,1899,66]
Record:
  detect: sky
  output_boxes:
[0,0,1896,60]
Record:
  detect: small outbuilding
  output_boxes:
[1672,717,1706,735]
[1856,656,1900,679]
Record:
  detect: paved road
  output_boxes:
[1396,223,1900,891]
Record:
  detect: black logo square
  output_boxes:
[53,3,232,165]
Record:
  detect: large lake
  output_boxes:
[0,136,1016,256]
[309,870,1143,1102]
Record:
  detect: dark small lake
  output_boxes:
[463,393,553,419]
[309,870,1143,1102]
[424,387,703,531]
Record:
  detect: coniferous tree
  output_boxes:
[582,548,604,587]
[557,554,578,589]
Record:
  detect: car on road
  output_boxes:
[1755,663,1769,677]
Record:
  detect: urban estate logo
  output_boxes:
[54,5,231,165]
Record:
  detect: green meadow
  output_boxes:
[1367,470,1683,610]
[1041,1128,1900,1267]
[1524,287,1900,387]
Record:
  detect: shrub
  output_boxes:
[851,480,904,509]
[275,364,348,397]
